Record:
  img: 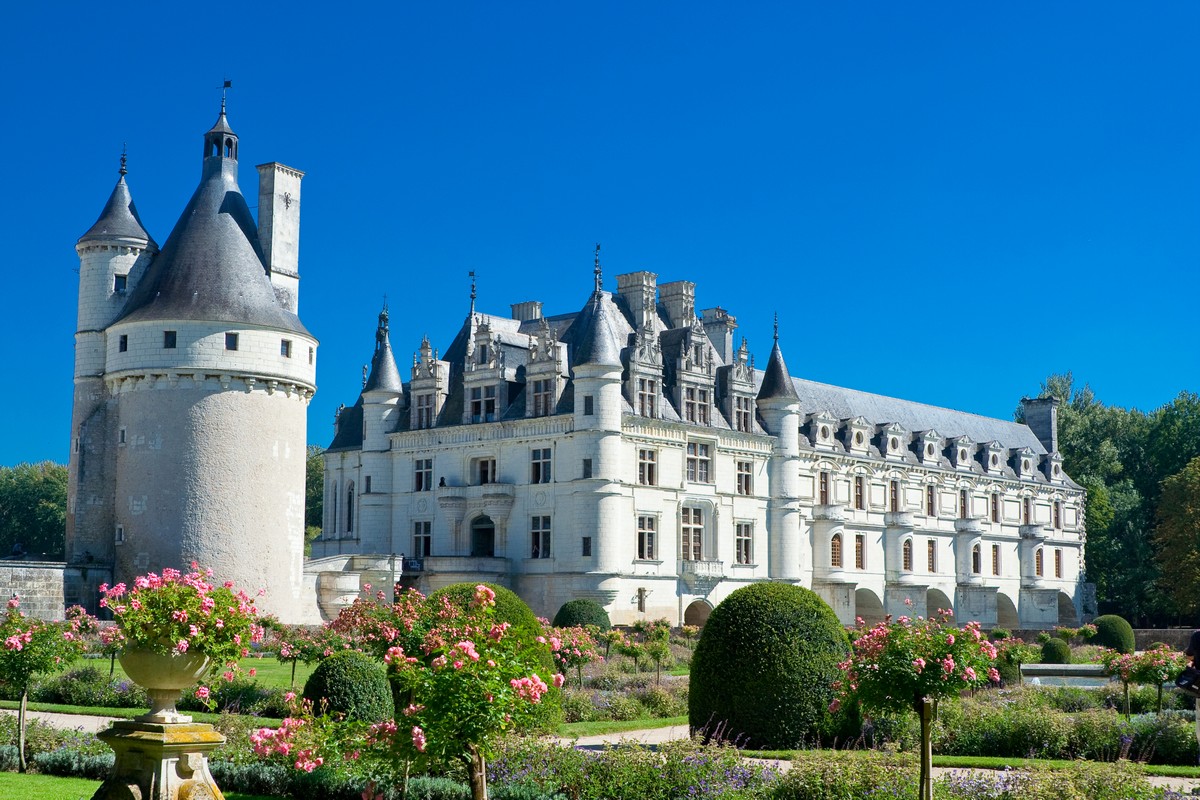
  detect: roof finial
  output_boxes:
[119,143,128,177]
[220,79,232,114]
[469,271,477,318]
[773,312,779,342]
[593,243,602,293]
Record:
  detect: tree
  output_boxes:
[305,445,325,553]
[0,462,67,559]
[1154,456,1200,616]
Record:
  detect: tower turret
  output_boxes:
[756,317,803,582]
[362,305,403,451]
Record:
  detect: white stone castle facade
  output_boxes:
[66,105,317,622]
[316,263,1090,628]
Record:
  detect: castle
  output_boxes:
[65,103,318,622]
[315,261,1091,628]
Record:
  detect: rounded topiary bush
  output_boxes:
[429,582,540,632]
[1041,637,1072,664]
[302,650,393,723]
[689,582,849,749]
[1092,614,1136,654]
[552,598,612,631]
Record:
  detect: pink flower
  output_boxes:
[988,667,1001,683]
[176,639,189,653]
[964,666,977,681]
[6,596,19,609]
[195,686,210,700]
[912,657,926,673]
[828,698,841,713]
[946,634,955,646]
[552,673,565,688]
[284,691,296,702]
[411,725,427,752]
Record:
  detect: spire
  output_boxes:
[364,302,403,393]
[570,289,623,368]
[468,271,477,320]
[757,317,799,402]
[77,151,156,246]
[593,243,603,294]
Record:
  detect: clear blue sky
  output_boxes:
[3,2,1198,465]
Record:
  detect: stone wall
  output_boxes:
[0,562,66,620]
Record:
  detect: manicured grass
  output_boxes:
[0,699,283,727]
[559,715,686,737]
[73,654,315,690]
[0,773,275,799]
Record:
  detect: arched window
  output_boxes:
[224,137,235,158]
[346,481,355,534]
[902,538,913,572]
[830,533,842,568]
[1035,547,1044,577]
[329,480,338,535]
[971,543,981,575]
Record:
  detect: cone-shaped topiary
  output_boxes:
[303,650,393,723]
[1092,614,1136,654]
[689,582,849,749]
[1040,637,1072,664]
[552,598,612,631]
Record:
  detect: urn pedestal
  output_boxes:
[91,721,226,800]
[118,647,212,724]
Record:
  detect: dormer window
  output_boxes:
[477,344,489,364]
[470,385,497,423]
[733,396,753,432]
[684,387,710,425]
[812,411,838,448]
[416,393,435,428]
[638,378,657,417]
[532,379,554,417]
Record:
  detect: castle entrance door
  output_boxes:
[471,516,496,557]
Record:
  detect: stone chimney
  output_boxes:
[257,162,305,313]
[1020,396,1060,454]
[700,307,736,362]
[616,271,658,329]
[658,280,695,329]
[510,300,543,322]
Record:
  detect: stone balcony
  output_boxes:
[812,504,845,521]
[884,511,915,528]
[1020,524,1050,540]
[679,559,724,591]
[955,518,984,535]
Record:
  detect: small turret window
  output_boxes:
[118,334,128,352]
[281,339,292,358]
[225,138,235,158]
[113,274,127,293]
[163,331,177,349]
[225,333,239,351]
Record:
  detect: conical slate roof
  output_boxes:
[757,336,799,402]
[115,154,308,335]
[78,175,156,246]
[566,291,624,368]
[363,309,403,393]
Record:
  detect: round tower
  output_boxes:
[67,155,157,590]
[102,105,318,622]
[756,319,803,583]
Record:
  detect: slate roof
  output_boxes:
[78,175,156,246]
[757,339,799,402]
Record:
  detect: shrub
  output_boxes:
[632,685,686,718]
[766,750,916,799]
[689,582,849,749]
[302,650,393,723]
[1091,614,1136,654]
[430,583,540,633]
[1041,637,1072,664]
[552,599,611,631]
[30,665,148,708]
[560,689,597,723]
[32,747,115,779]
[990,628,1011,641]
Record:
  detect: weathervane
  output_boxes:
[469,271,477,319]
[593,243,602,293]
[119,143,127,177]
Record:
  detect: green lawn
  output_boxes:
[0,773,274,799]
[71,654,314,690]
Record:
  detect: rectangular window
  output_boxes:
[281,339,292,358]
[736,461,753,496]
[698,389,710,424]
[474,458,496,486]
[309,346,315,365]
[855,534,866,569]
[1035,547,1044,577]
[531,379,553,417]
[530,448,552,484]
[959,489,969,520]
[163,330,177,349]
[118,334,128,352]
[469,385,497,423]
[414,520,432,557]
[364,476,372,493]
[992,544,1001,576]
[926,485,936,516]
[225,332,239,351]
[115,524,125,544]
[637,378,657,417]
[991,493,1000,523]
[1055,548,1063,578]
[734,396,753,433]
[819,471,830,505]
[531,516,551,558]
[413,458,433,492]
[113,274,127,293]
[416,394,435,429]
[1023,498,1032,525]
[582,458,593,479]
[637,449,657,486]
[684,387,711,424]
[581,536,592,557]
[889,480,900,512]
[637,515,656,560]
[854,476,865,510]
[1054,501,1062,529]
[583,395,594,416]
[118,427,127,445]
[686,441,711,483]
[735,522,753,565]
[927,539,937,572]
[681,507,703,561]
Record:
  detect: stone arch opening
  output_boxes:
[684,599,713,627]
[855,588,885,626]
[1057,591,1078,626]
[997,592,1019,629]
[927,587,953,616]
[470,515,495,557]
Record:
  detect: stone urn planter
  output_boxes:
[119,646,212,724]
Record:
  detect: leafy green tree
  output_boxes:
[305,445,324,553]
[1154,456,1200,616]
[0,462,67,560]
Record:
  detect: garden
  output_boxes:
[2,571,1200,800]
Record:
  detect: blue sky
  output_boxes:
[3,2,1198,465]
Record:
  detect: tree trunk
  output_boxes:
[17,689,27,773]
[1157,683,1164,714]
[291,660,298,688]
[109,653,116,678]
[1124,681,1131,721]
[915,695,935,800]
[466,745,488,800]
